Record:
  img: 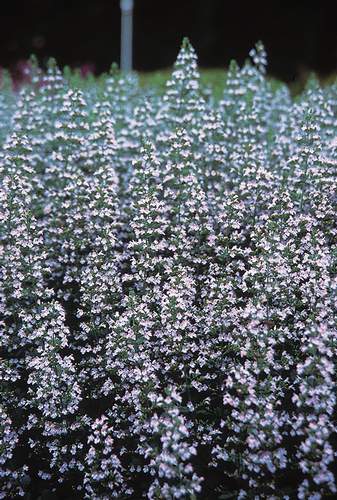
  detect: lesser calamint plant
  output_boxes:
[0,38,336,498]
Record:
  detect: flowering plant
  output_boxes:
[0,39,336,499]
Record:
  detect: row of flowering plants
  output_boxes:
[0,38,336,498]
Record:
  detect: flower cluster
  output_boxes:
[0,39,336,499]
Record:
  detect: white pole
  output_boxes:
[120,0,134,72]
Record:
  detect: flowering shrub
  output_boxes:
[0,38,336,499]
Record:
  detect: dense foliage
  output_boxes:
[0,39,336,499]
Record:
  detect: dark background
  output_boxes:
[1,0,336,82]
